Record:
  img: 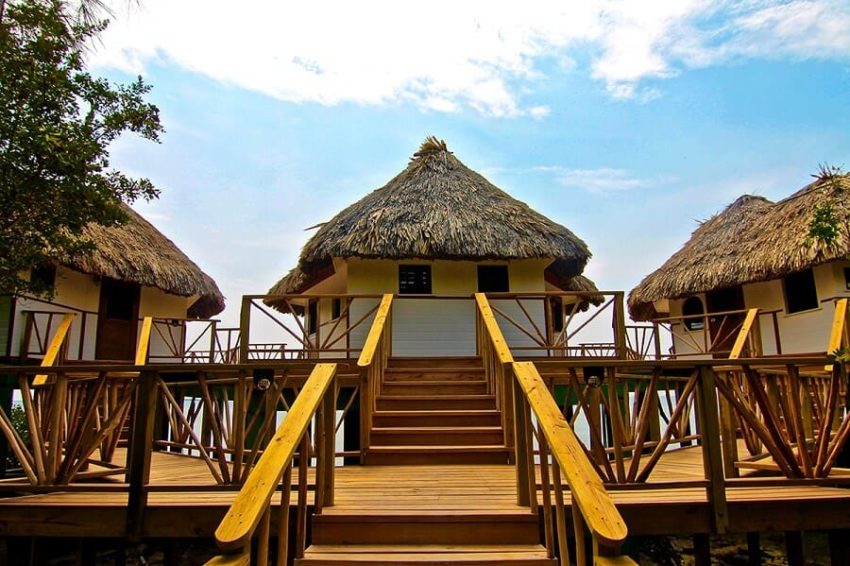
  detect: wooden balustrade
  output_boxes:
[652,308,781,359]
[357,294,393,460]
[205,363,338,565]
[482,291,628,359]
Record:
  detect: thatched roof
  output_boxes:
[629,173,850,320]
[268,137,591,304]
[64,204,225,318]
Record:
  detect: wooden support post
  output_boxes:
[697,366,728,533]
[513,378,532,507]
[718,373,740,479]
[613,292,627,358]
[277,465,292,566]
[784,531,805,566]
[316,379,336,509]
[746,532,761,566]
[829,530,849,566]
[239,296,251,363]
[693,534,711,566]
[126,371,158,541]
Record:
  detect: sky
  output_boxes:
[90,0,850,326]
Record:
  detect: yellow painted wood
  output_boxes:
[357,295,393,368]
[729,309,759,360]
[34,313,74,385]
[512,361,627,547]
[203,552,250,566]
[215,363,337,552]
[594,556,639,566]
[474,294,513,364]
[135,317,153,366]
[826,298,848,371]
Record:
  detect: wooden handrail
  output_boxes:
[729,308,759,359]
[135,317,153,366]
[826,298,848,371]
[33,313,74,385]
[474,293,513,364]
[512,361,628,547]
[357,294,394,367]
[214,362,338,552]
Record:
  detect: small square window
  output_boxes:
[30,264,56,294]
[399,265,431,294]
[784,269,818,314]
[477,265,509,293]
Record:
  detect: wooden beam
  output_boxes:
[125,371,158,541]
[729,309,759,359]
[826,298,848,372]
[34,313,74,385]
[134,317,153,366]
[357,295,393,368]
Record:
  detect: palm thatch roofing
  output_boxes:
[629,172,850,320]
[268,137,591,306]
[63,204,225,318]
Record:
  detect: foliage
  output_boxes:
[0,0,162,297]
[5,404,28,470]
[806,164,846,248]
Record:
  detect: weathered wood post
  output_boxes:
[126,370,158,541]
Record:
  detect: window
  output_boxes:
[331,298,342,320]
[549,297,564,333]
[399,265,431,294]
[844,267,850,291]
[682,296,705,331]
[30,264,56,294]
[477,265,509,293]
[784,268,819,314]
[308,300,318,334]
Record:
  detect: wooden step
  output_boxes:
[296,544,556,565]
[388,357,483,369]
[370,427,504,446]
[372,410,502,428]
[376,395,497,411]
[311,512,539,545]
[381,381,489,396]
[384,368,486,382]
[364,445,511,465]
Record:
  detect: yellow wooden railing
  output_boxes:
[33,313,74,385]
[728,308,761,359]
[826,298,849,371]
[206,363,338,566]
[475,293,635,565]
[357,294,393,458]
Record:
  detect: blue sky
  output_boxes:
[93,1,850,325]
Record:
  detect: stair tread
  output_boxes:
[372,426,503,432]
[304,544,549,554]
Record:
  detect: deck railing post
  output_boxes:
[613,292,627,358]
[512,376,532,507]
[239,296,252,363]
[696,365,728,534]
[126,370,158,541]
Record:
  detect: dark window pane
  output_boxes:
[30,264,56,294]
[399,265,431,294]
[308,301,318,334]
[332,298,342,320]
[784,269,818,314]
[682,296,705,331]
[477,265,510,293]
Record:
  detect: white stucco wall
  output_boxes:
[344,258,550,356]
[669,261,849,357]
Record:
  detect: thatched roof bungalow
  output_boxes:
[267,137,598,356]
[2,204,224,362]
[629,172,850,356]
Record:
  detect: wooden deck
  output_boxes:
[2,446,850,539]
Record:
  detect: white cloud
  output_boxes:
[536,166,652,194]
[91,0,850,115]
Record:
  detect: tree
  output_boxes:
[0,0,162,296]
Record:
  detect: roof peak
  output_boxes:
[412,136,451,160]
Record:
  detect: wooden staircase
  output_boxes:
[296,357,555,566]
[364,357,511,465]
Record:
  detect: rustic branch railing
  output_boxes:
[239,294,385,362]
[205,363,338,566]
[652,308,781,359]
[484,291,627,359]
[357,294,393,461]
